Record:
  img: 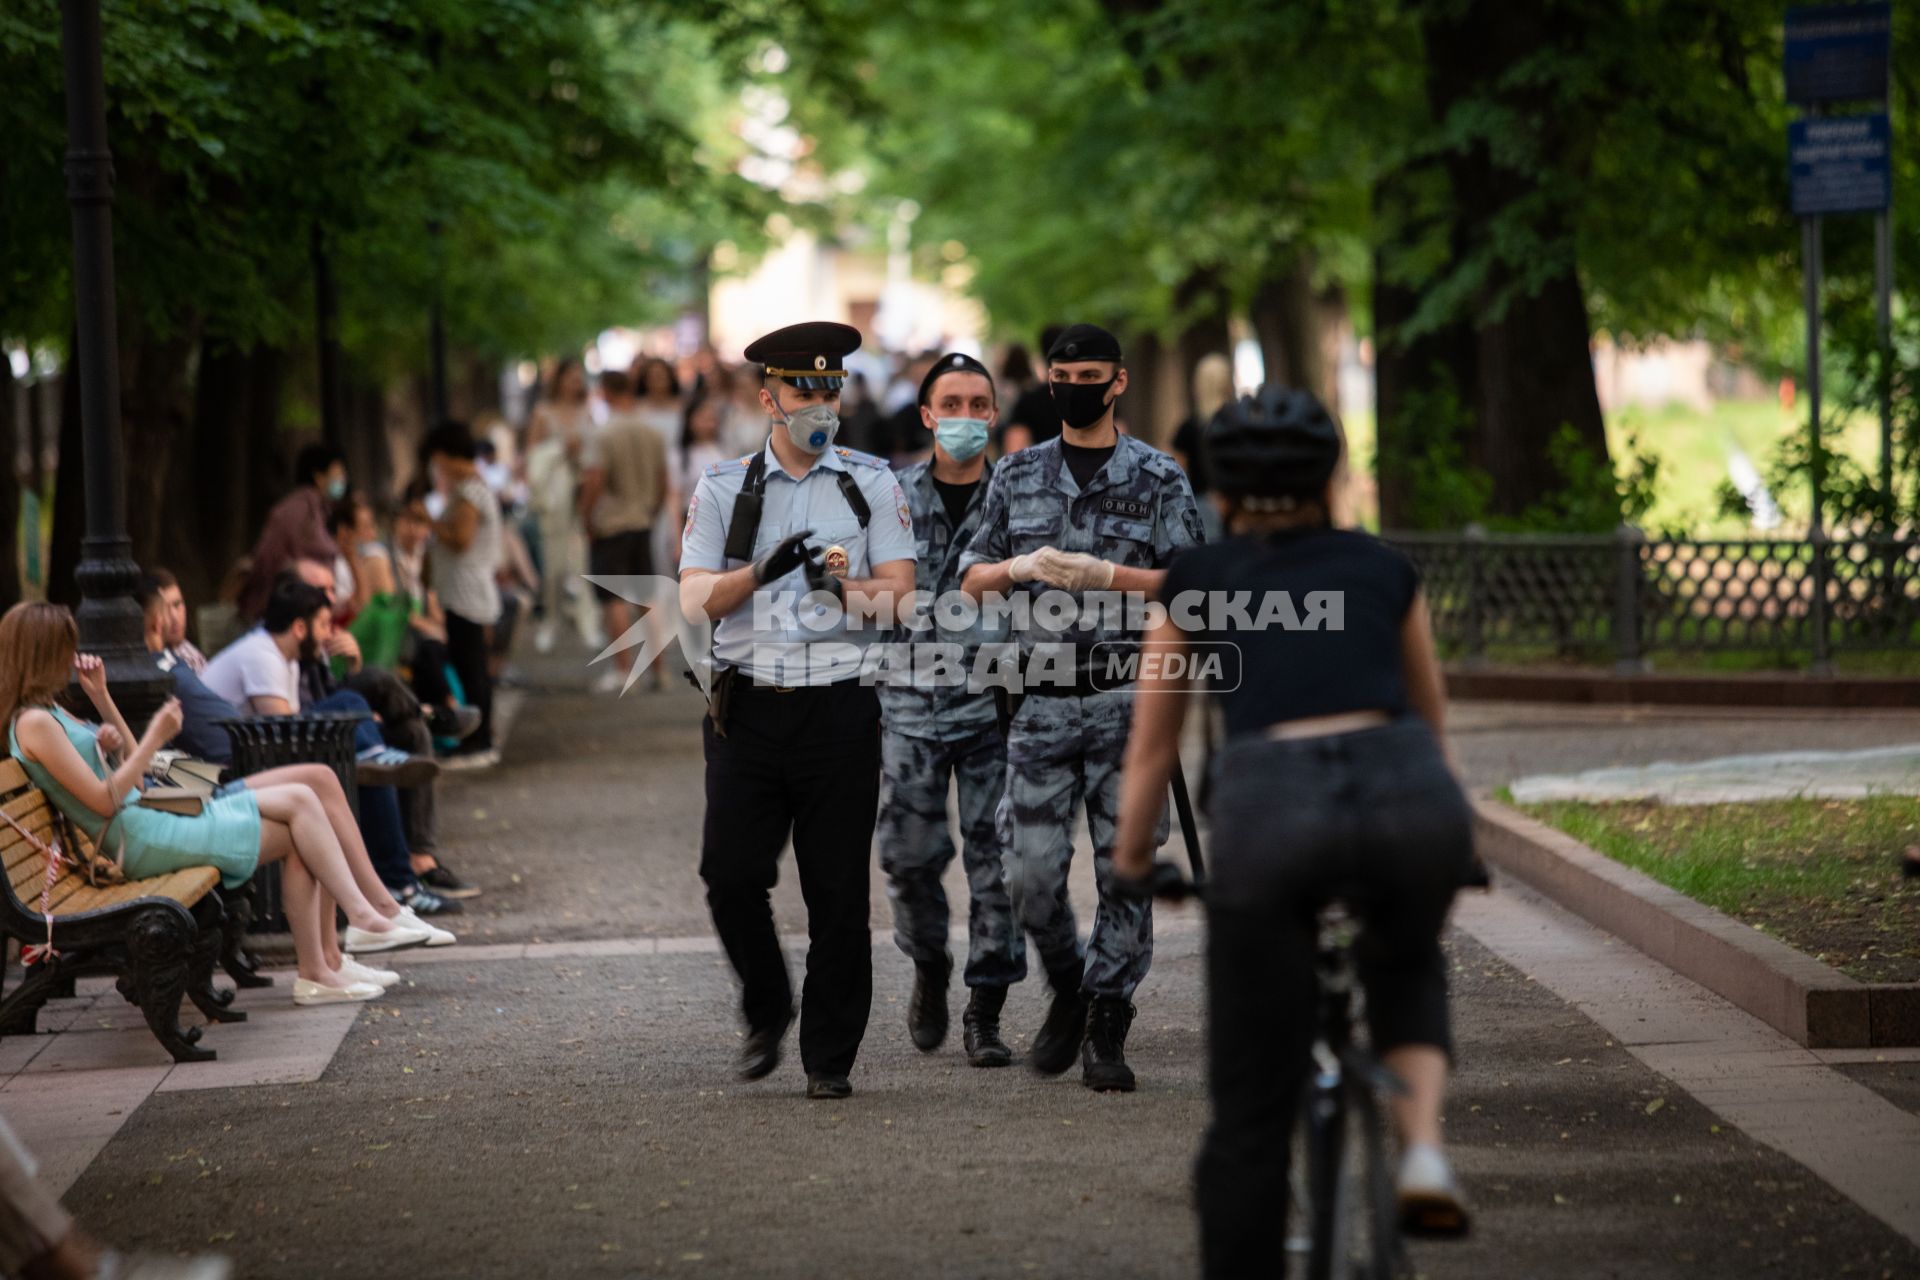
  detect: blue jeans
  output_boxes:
[309,690,414,892]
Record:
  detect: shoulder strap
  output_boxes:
[722,450,771,562]
[833,469,872,529]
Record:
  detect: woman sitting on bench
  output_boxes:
[1,601,440,1007]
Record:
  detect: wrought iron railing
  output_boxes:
[1384,528,1920,672]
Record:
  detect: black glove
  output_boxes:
[802,546,845,604]
[752,530,815,585]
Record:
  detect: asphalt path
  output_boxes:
[57,647,1920,1277]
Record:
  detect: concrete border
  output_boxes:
[1445,665,1920,708]
[1472,796,1920,1047]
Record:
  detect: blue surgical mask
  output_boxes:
[934,417,990,462]
[777,402,839,455]
[325,477,348,501]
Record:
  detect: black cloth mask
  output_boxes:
[1050,378,1116,430]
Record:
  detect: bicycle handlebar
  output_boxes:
[1118,855,1494,903]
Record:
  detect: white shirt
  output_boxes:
[431,475,503,625]
[201,626,301,712]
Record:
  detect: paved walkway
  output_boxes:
[4,648,1918,1277]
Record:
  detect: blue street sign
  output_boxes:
[1784,3,1891,105]
[1789,113,1891,216]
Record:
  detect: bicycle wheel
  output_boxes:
[1301,1079,1348,1280]
[1345,1083,1411,1280]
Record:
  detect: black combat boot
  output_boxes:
[1081,996,1137,1092]
[908,955,952,1052]
[1029,965,1089,1076]
[962,985,1013,1068]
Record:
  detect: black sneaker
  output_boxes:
[739,1011,792,1081]
[907,955,952,1052]
[430,705,483,742]
[1081,996,1137,1092]
[1030,966,1089,1076]
[421,863,482,900]
[962,986,1013,1068]
[806,1072,853,1100]
[399,883,463,916]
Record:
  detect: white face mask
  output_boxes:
[776,401,840,454]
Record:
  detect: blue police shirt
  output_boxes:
[681,440,917,685]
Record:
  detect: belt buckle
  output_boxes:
[772,683,795,694]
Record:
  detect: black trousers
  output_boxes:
[700,679,880,1077]
[444,610,493,750]
[1195,719,1473,1277]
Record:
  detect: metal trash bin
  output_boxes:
[217,711,366,933]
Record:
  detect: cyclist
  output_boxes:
[1111,385,1474,1275]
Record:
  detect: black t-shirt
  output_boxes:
[1002,385,1062,450]
[931,477,977,528]
[1159,528,1420,736]
[1060,440,1115,491]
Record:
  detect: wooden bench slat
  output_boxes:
[0,758,30,793]
[55,867,217,916]
[3,813,64,874]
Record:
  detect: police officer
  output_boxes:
[878,352,1023,1068]
[678,321,917,1101]
[959,323,1204,1091]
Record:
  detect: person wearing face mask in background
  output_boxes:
[237,443,350,621]
[678,322,917,1101]
[959,323,1205,1093]
[876,353,1023,1069]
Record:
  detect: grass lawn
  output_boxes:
[1521,796,1920,984]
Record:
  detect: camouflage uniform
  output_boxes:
[877,459,1024,988]
[959,435,1203,999]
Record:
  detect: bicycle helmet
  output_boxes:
[1203,385,1342,502]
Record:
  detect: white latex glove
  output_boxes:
[1034,548,1116,592]
[1008,548,1058,583]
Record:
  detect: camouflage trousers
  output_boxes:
[998,691,1167,1000]
[877,724,1026,988]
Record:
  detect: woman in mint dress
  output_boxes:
[1,602,437,1003]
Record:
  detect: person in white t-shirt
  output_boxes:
[201,582,316,714]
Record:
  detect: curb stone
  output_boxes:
[1472,795,1920,1048]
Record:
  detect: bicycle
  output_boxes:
[1133,857,1490,1280]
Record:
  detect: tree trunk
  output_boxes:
[166,341,283,610]
[0,356,20,606]
[118,308,199,572]
[1421,0,1608,519]
[1174,270,1232,423]
[1371,161,1479,531]
[1119,329,1164,446]
[1249,260,1329,404]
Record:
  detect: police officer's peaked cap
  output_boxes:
[744,321,863,390]
[917,351,995,407]
[1047,323,1123,364]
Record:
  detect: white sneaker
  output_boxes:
[440,748,499,771]
[338,958,401,989]
[535,620,557,654]
[395,904,457,947]
[293,977,384,1006]
[98,1249,233,1280]
[1396,1144,1470,1237]
[342,919,434,954]
[591,667,625,695]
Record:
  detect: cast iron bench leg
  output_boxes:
[116,908,215,1064]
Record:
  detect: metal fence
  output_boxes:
[1384,528,1920,671]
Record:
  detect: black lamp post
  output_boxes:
[61,0,168,720]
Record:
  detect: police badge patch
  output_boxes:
[684,489,700,537]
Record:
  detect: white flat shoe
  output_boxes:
[395,905,457,947]
[342,920,434,954]
[1396,1144,1471,1238]
[293,977,383,1006]
[338,958,401,989]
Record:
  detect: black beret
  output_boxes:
[1047,323,1123,364]
[917,351,995,407]
[743,321,863,390]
